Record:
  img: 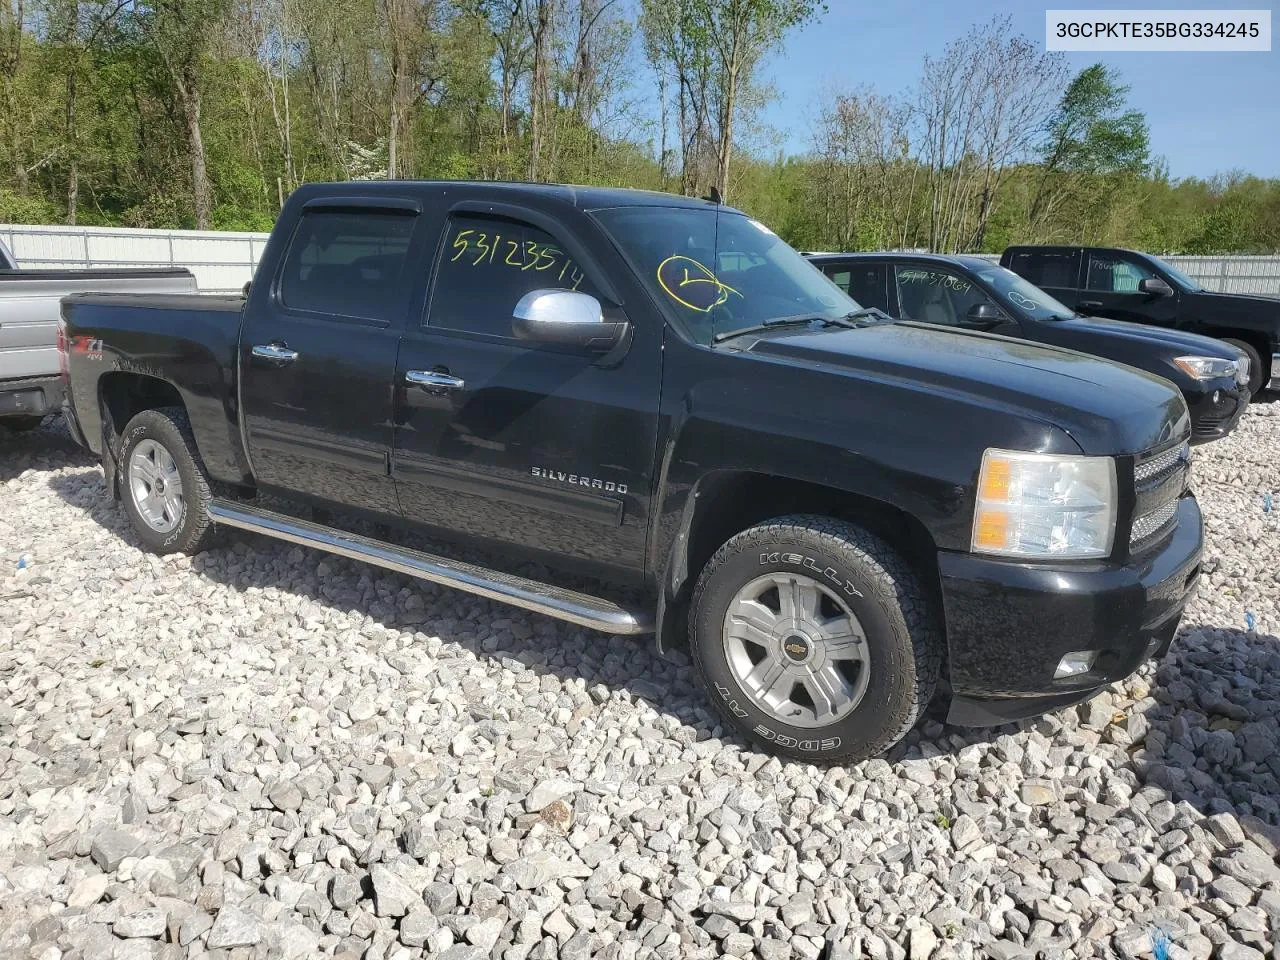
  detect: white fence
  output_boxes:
[4,223,1280,297]
[0,224,269,294]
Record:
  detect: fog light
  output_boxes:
[1054,650,1097,679]
[1212,391,1220,405]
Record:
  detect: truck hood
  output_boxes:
[1050,313,1243,359]
[1183,289,1280,332]
[743,322,1188,455]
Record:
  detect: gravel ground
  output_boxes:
[1,407,1279,960]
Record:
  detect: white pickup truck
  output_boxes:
[0,238,196,429]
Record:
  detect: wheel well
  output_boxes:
[99,373,185,441]
[676,471,942,611]
[1217,330,1271,386]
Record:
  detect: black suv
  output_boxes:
[808,252,1250,444]
[1001,245,1279,395]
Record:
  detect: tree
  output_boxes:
[1028,63,1149,237]
[524,0,551,179]
[1,0,28,193]
[139,0,230,228]
[640,0,715,196]
[913,17,1065,251]
[700,0,820,201]
[642,0,819,200]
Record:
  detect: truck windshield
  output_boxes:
[593,206,860,345]
[1151,256,1202,292]
[973,265,1078,321]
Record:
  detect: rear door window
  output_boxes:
[279,211,415,322]
[426,215,599,340]
[1007,249,1080,289]
[823,263,889,311]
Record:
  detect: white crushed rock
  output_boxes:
[1,406,1278,960]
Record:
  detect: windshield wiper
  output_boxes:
[842,307,896,325]
[713,309,891,344]
[713,316,825,343]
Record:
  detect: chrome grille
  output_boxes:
[1131,499,1178,543]
[1135,442,1189,483]
[1130,441,1190,550]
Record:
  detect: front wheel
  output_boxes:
[1224,338,1266,394]
[689,516,940,763]
[118,407,218,555]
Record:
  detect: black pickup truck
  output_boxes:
[60,181,1203,763]
[808,252,1250,444]
[1001,244,1280,395]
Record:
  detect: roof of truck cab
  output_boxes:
[806,251,1001,271]
[291,180,742,214]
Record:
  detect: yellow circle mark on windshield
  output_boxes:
[657,255,743,312]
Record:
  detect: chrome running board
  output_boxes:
[207,500,653,635]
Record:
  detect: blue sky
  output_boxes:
[755,0,1279,179]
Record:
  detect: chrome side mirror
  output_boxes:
[512,289,628,351]
[1138,277,1174,298]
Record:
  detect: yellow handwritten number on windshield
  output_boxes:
[657,256,743,312]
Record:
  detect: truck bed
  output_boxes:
[61,290,245,311]
[1,269,198,388]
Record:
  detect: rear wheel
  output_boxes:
[119,407,218,555]
[1224,338,1266,394]
[689,515,940,763]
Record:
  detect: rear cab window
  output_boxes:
[279,210,415,322]
[426,214,599,339]
[1007,249,1080,290]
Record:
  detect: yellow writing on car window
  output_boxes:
[657,256,743,312]
[449,229,585,290]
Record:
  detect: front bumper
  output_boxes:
[0,375,62,419]
[939,495,1203,727]
[1185,379,1249,444]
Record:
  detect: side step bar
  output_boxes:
[207,500,653,636]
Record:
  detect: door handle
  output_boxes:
[251,343,299,363]
[1078,300,1103,310]
[406,369,465,394]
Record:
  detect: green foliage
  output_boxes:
[0,4,1274,256]
[1044,64,1149,176]
[0,187,59,222]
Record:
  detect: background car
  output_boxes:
[1001,245,1278,395]
[808,252,1250,444]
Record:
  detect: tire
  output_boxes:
[3,415,44,432]
[118,406,218,555]
[689,515,940,764]
[1224,338,1266,395]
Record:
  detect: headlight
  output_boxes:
[1172,355,1238,382]
[972,449,1117,559]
